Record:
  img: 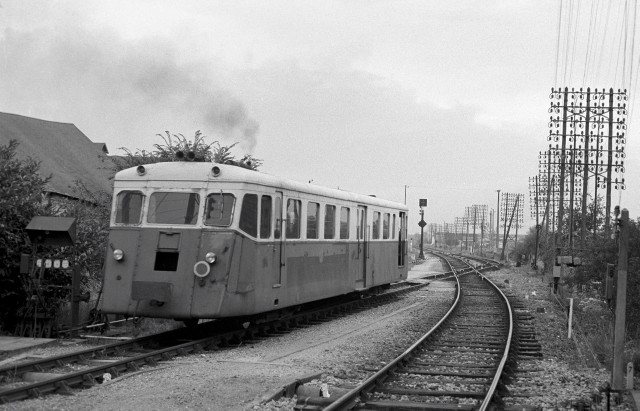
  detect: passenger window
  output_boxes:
[392,214,396,239]
[274,197,282,239]
[148,192,200,225]
[115,190,144,224]
[357,208,365,240]
[307,202,319,239]
[239,194,258,237]
[340,207,350,239]
[372,211,380,239]
[383,213,390,239]
[286,199,301,239]
[324,205,336,239]
[260,196,272,238]
[204,193,235,226]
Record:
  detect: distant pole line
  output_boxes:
[546,87,627,253]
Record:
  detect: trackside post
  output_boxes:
[611,208,629,392]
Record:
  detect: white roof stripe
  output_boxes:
[115,162,408,211]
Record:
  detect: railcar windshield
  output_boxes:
[148,192,200,225]
[204,193,235,226]
[115,190,144,224]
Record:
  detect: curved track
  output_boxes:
[0,283,425,404]
[325,252,512,410]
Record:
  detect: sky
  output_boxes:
[1,0,638,235]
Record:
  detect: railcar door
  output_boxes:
[398,211,407,266]
[273,191,284,286]
[356,205,367,287]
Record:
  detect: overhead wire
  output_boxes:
[553,0,638,209]
[569,0,577,85]
[630,0,640,121]
[555,0,564,87]
[613,2,626,86]
[594,0,613,83]
[562,0,573,86]
[621,0,638,208]
[622,0,629,87]
[582,0,599,87]
[588,0,607,85]
[570,0,583,86]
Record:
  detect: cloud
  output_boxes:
[0,24,259,151]
[238,61,539,229]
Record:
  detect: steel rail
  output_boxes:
[472,264,514,410]
[0,326,188,379]
[435,250,514,410]
[0,334,219,403]
[324,252,511,410]
[324,254,462,410]
[0,281,428,404]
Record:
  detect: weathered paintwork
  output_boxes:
[99,162,409,320]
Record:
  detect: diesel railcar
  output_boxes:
[99,161,409,323]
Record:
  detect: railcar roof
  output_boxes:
[115,162,407,210]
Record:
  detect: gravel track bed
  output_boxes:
[483,266,632,410]
[2,261,631,410]
[0,269,455,410]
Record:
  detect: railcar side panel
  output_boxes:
[284,242,351,302]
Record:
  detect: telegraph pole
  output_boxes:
[612,207,629,392]
[548,87,627,243]
[556,87,569,253]
[472,206,477,253]
[465,207,471,251]
[605,90,613,237]
[456,217,464,252]
[495,189,500,252]
[480,210,485,255]
[580,88,591,247]
[545,151,552,237]
[533,176,541,268]
[502,195,508,259]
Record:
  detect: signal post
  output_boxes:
[418,199,427,259]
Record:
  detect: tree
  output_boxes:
[51,182,112,286]
[0,140,50,331]
[512,226,537,262]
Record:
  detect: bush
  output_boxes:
[0,140,50,332]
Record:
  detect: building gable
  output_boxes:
[0,112,114,199]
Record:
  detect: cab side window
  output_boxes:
[239,194,258,237]
[260,196,272,239]
[115,190,144,224]
[204,193,235,226]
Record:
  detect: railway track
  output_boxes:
[323,252,512,410]
[0,281,426,405]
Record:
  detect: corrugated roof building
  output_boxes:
[0,112,114,200]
